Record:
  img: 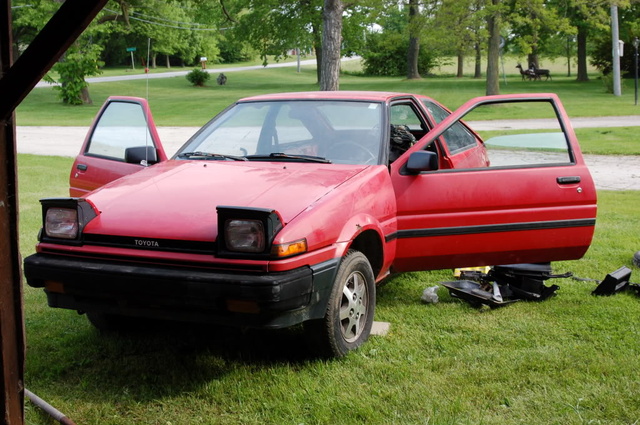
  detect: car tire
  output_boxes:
[86,311,127,332]
[304,250,376,358]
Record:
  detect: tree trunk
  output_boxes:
[576,26,589,82]
[165,54,170,69]
[320,0,343,91]
[474,42,482,78]
[407,35,421,79]
[313,22,322,84]
[407,0,421,79]
[456,52,464,78]
[152,53,157,69]
[566,38,571,77]
[80,86,92,105]
[485,0,501,95]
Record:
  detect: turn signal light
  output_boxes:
[272,239,307,258]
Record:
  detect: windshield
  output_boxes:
[176,100,384,165]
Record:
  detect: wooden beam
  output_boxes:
[0,120,24,425]
[0,0,109,122]
[0,0,24,421]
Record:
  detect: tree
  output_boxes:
[228,0,373,84]
[486,0,501,95]
[11,0,62,58]
[589,2,640,77]
[13,0,107,104]
[47,42,104,105]
[225,0,324,80]
[562,0,616,82]
[507,0,573,71]
[407,0,421,79]
[97,0,225,68]
[321,0,344,90]
[360,5,438,78]
[433,0,487,78]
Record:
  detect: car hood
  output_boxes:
[83,160,368,240]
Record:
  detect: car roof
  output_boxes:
[238,91,427,103]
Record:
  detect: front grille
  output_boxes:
[82,234,216,255]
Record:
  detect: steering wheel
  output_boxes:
[330,141,377,165]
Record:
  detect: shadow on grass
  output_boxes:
[26,315,320,402]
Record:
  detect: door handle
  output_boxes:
[557,176,580,185]
[76,164,87,171]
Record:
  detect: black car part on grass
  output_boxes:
[441,263,570,308]
[591,266,640,296]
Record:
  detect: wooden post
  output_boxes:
[0,1,25,422]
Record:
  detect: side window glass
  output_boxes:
[87,101,154,160]
[441,122,478,154]
[484,132,571,167]
[463,100,573,169]
[422,100,477,154]
[422,100,449,124]
[390,104,423,130]
[390,103,424,162]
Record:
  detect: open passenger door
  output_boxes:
[69,96,168,196]
[390,93,597,271]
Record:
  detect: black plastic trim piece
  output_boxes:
[393,218,596,239]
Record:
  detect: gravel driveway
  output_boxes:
[16,123,640,191]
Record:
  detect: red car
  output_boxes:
[24,91,597,357]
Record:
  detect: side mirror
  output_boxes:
[406,151,439,174]
[124,145,158,165]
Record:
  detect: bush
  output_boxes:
[360,32,437,77]
[186,69,210,87]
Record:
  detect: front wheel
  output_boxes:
[86,311,128,332]
[304,250,376,358]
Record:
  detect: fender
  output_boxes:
[335,212,397,281]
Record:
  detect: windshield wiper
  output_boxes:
[177,151,247,161]
[245,153,331,163]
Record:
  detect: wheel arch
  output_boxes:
[347,229,384,281]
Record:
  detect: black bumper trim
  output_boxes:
[24,254,338,328]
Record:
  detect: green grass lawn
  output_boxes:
[17,152,640,425]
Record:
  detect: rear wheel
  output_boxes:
[305,250,376,357]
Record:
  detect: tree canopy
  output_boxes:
[10,0,640,101]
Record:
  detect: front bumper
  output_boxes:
[23,253,338,329]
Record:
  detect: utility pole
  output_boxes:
[611,5,621,96]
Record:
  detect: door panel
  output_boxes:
[69,97,167,197]
[390,94,597,271]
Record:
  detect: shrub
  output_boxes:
[360,32,437,77]
[186,69,210,87]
